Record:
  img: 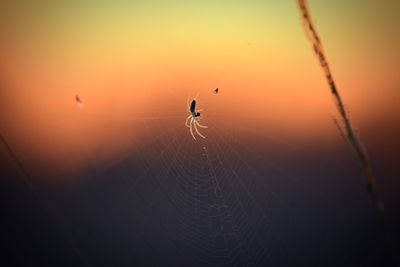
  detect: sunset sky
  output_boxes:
[2,1,400,266]
[0,0,399,182]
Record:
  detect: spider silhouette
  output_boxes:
[185,99,208,140]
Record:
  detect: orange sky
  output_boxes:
[1,1,399,184]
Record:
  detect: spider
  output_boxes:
[185,99,208,140]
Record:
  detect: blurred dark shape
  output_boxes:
[75,95,83,107]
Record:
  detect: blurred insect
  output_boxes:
[214,88,219,94]
[185,98,208,140]
[75,95,83,108]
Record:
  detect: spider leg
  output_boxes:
[189,121,196,140]
[193,121,206,139]
[185,115,192,127]
[194,119,208,128]
[187,94,190,109]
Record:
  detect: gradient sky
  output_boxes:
[0,0,399,183]
[2,2,400,266]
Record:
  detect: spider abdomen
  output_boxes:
[190,100,196,113]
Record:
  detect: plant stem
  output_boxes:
[297,1,399,265]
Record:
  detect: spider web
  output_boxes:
[41,92,336,266]
[2,90,390,266]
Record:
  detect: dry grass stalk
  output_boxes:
[297,1,399,265]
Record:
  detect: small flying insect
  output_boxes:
[185,98,208,140]
[214,88,219,94]
[75,94,83,108]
